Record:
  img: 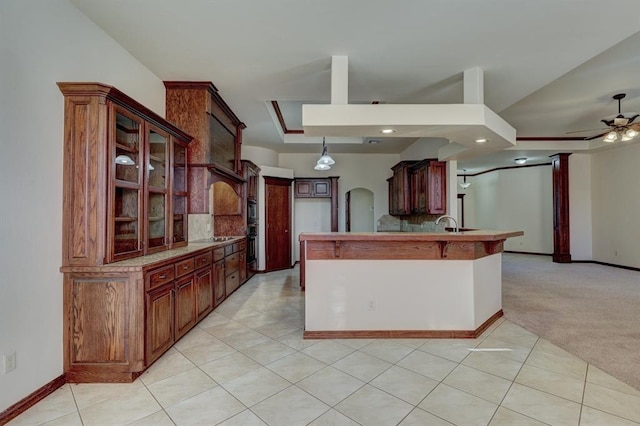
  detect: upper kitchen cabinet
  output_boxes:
[388,161,416,216]
[58,83,192,265]
[388,159,447,217]
[410,159,447,215]
[164,81,247,215]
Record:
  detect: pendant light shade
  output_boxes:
[315,137,335,169]
[459,170,471,189]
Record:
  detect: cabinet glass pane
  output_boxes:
[173,195,187,244]
[114,187,140,255]
[148,129,167,188]
[173,143,187,193]
[115,113,141,183]
[148,192,166,249]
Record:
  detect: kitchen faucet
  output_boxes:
[435,215,458,232]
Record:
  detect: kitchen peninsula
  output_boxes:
[299,230,523,339]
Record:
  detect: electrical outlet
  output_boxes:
[2,352,16,374]
[368,300,376,311]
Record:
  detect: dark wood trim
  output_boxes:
[458,162,552,177]
[504,250,552,256]
[303,310,503,339]
[299,241,306,289]
[517,136,589,141]
[571,260,640,272]
[551,153,571,263]
[517,133,606,141]
[270,101,304,134]
[457,193,465,228]
[330,177,339,232]
[0,375,66,425]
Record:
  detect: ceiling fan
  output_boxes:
[568,93,640,142]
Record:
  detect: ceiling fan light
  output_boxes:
[459,182,471,189]
[624,128,638,139]
[604,131,618,143]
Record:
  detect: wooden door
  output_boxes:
[265,177,292,271]
[146,283,174,363]
[174,275,196,339]
[213,260,225,306]
[195,267,213,321]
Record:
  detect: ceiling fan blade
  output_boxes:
[565,127,609,134]
[586,131,609,141]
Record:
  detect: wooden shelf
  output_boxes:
[148,216,165,221]
[116,123,138,134]
[115,217,138,222]
[115,142,138,153]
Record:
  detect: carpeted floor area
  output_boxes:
[502,253,640,391]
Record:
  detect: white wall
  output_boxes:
[242,145,279,167]
[349,188,375,232]
[468,167,553,254]
[591,143,640,268]
[569,153,593,260]
[278,153,399,233]
[0,0,166,411]
[294,199,331,261]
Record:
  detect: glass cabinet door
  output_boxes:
[146,125,169,251]
[172,140,188,245]
[112,108,143,259]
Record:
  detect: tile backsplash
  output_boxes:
[188,214,213,241]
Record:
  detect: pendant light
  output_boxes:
[315,137,335,170]
[459,169,471,189]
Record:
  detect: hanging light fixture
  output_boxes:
[315,137,334,170]
[459,169,471,189]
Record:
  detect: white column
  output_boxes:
[463,67,484,104]
[331,56,349,105]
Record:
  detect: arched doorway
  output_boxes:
[345,188,374,232]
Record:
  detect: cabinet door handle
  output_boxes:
[159,275,167,279]
[183,265,189,269]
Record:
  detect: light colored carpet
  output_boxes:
[502,253,640,390]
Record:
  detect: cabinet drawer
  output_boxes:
[213,247,225,262]
[224,244,234,257]
[233,240,246,252]
[225,271,240,295]
[175,258,195,278]
[147,265,175,290]
[195,251,212,269]
[225,252,239,273]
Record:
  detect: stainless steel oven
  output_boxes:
[247,200,257,224]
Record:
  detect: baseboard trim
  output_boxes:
[572,260,640,272]
[0,374,66,425]
[504,250,552,256]
[303,310,503,340]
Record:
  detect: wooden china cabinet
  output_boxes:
[58,83,196,382]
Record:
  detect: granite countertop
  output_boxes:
[62,236,246,271]
[299,230,524,242]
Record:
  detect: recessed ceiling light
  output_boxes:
[380,128,396,134]
[514,157,527,165]
[475,138,488,143]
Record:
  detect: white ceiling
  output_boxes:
[71,0,640,173]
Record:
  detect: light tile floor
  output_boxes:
[9,267,640,426]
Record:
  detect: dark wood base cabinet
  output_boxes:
[61,239,246,383]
